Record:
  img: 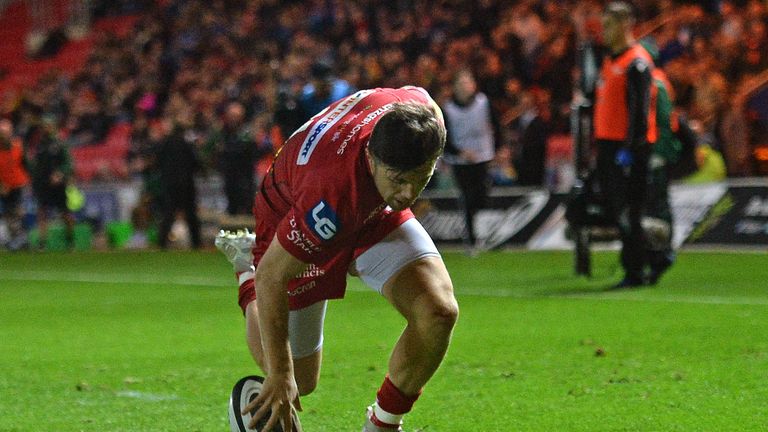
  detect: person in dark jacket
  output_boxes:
[209,101,257,215]
[513,89,550,186]
[156,109,202,249]
[27,115,75,249]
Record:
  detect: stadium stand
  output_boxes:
[0,0,766,251]
[1,0,766,184]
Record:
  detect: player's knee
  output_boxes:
[435,296,460,330]
[421,293,459,335]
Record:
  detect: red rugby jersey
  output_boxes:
[253,86,434,269]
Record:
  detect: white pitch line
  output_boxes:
[0,270,232,287]
[1,270,767,306]
[115,390,180,401]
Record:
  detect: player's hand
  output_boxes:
[243,371,301,431]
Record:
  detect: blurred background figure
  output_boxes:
[0,119,30,250]
[442,69,498,252]
[299,61,356,122]
[156,109,202,250]
[209,101,257,216]
[512,88,550,187]
[27,115,75,250]
[593,2,653,288]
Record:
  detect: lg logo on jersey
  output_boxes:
[307,200,340,240]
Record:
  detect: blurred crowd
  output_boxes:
[1,0,767,249]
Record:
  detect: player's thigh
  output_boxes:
[353,218,455,320]
[382,256,456,324]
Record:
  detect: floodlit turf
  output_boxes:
[1,249,767,431]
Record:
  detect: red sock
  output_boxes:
[371,375,421,427]
[237,271,256,313]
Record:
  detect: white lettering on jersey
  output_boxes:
[286,216,321,254]
[337,103,395,155]
[296,89,374,165]
[311,201,338,240]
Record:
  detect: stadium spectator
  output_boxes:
[683,143,728,183]
[26,115,75,250]
[2,0,768,246]
[719,76,758,176]
[215,87,457,432]
[512,88,550,186]
[488,144,516,187]
[126,114,164,242]
[593,2,654,288]
[642,41,682,285]
[0,119,30,250]
[208,101,258,216]
[156,108,202,250]
[299,61,356,122]
[442,69,497,252]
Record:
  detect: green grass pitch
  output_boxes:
[1,249,767,431]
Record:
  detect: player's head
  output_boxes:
[452,69,477,103]
[367,102,446,211]
[0,119,12,147]
[602,1,635,53]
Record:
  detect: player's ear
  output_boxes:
[364,146,375,170]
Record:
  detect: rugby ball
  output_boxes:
[229,375,302,432]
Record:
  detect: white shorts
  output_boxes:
[288,218,440,358]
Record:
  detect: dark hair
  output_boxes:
[368,102,446,171]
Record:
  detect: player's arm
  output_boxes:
[625,58,652,153]
[247,234,308,431]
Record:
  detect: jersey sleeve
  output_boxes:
[400,86,444,124]
[274,195,349,264]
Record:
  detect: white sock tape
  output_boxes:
[374,402,404,426]
[238,271,255,286]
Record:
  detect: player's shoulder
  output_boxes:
[390,86,435,104]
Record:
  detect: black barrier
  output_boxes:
[416,188,562,250]
[688,183,768,246]
[418,180,768,250]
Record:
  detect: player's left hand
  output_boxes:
[243,371,301,431]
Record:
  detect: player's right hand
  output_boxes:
[243,371,301,431]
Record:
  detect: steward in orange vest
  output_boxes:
[593,1,654,288]
[594,44,656,146]
[0,136,29,193]
[0,118,30,249]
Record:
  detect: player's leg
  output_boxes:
[382,256,456,395]
[353,219,458,430]
[244,299,325,396]
[217,230,324,396]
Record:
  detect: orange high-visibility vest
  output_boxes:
[594,44,657,144]
[0,138,29,189]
